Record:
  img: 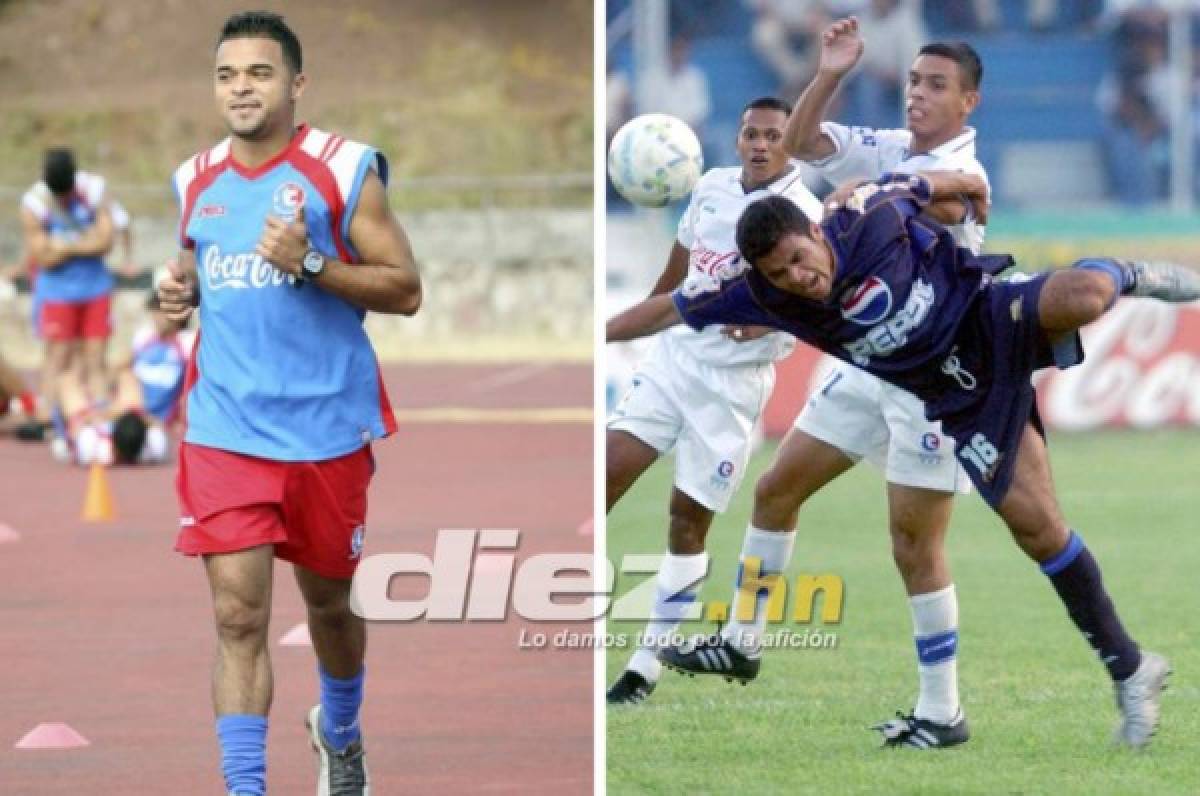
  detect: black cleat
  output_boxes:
[658,635,760,684]
[872,709,970,749]
[606,670,656,705]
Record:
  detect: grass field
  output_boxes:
[606,431,1200,795]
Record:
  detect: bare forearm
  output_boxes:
[784,71,842,159]
[312,259,422,315]
[64,225,115,258]
[917,171,987,201]
[606,294,682,342]
[648,242,690,297]
[915,171,989,225]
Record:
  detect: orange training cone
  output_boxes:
[81,462,116,522]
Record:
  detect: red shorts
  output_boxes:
[40,294,112,341]
[174,442,375,580]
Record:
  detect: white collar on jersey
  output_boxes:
[903,126,977,163]
[732,163,802,195]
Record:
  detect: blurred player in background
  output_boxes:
[663,20,991,748]
[158,11,420,795]
[49,290,192,466]
[0,352,39,435]
[610,171,1190,750]
[605,97,823,705]
[19,147,115,431]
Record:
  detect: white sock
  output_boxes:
[627,552,709,682]
[720,526,796,656]
[910,584,961,724]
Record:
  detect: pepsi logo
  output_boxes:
[716,460,735,478]
[921,432,940,452]
[840,277,893,325]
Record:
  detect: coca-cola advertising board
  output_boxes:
[762,300,1200,436]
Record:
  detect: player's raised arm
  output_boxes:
[782,17,864,159]
[606,294,684,342]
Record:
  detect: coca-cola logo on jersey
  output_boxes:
[1035,300,1200,429]
[690,243,742,280]
[203,245,299,291]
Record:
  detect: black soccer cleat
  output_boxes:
[658,635,761,684]
[606,670,656,705]
[872,709,970,749]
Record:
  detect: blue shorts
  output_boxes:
[930,272,1082,508]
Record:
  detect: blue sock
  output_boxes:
[1075,258,1134,306]
[1041,531,1141,681]
[319,665,365,752]
[215,714,267,796]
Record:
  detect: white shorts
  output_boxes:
[794,363,971,494]
[608,339,774,512]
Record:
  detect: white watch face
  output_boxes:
[303,250,324,274]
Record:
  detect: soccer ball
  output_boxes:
[608,113,703,207]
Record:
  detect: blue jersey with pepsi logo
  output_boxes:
[673,174,1011,420]
[21,172,115,303]
[173,125,396,461]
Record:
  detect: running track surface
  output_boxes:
[0,363,593,794]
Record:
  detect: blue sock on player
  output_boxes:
[215,714,267,796]
[1040,530,1141,681]
[319,665,364,752]
[1075,258,1135,308]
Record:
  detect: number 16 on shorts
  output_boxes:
[958,432,998,477]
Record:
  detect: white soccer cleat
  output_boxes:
[1113,650,1171,749]
[1127,261,1200,302]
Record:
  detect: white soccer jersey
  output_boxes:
[814,123,988,254]
[21,170,107,227]
[668,165,824,366]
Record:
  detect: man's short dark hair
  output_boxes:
[43,147,76,196]
[217,11,302,74]
[741,96,793,118]
[736,195,815,266]
[918,41,983,91]
[112,411,148,465]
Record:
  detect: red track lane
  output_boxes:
[0,364,594,793]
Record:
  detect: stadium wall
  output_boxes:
[0,209,592,367]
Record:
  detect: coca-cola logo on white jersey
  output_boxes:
[203,245,298,291]
[1036,300,1200,429]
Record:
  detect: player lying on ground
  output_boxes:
[48,290,190,466]
[607,171,1195,749]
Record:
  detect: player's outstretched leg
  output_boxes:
[1040,259,1200,334]
[207,546,275,796]
[659,431,852,682]
[295,566,370,795]
[997,425,1170,749]
[608,488,712,704]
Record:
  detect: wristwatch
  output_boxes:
[302,248,326,280]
